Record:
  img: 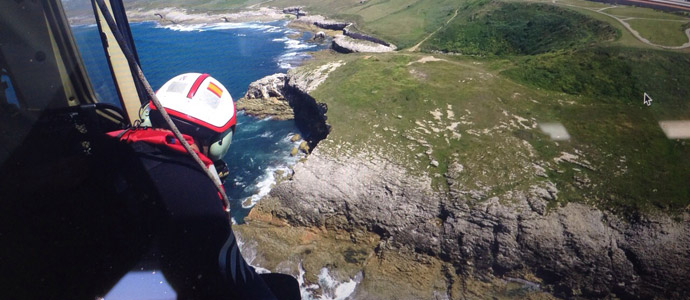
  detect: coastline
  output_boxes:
[68,6,289,26]
[68,5,396,54]
[126,6,288,25]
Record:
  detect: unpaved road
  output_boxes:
[406,8,459,52]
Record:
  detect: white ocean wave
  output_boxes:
[264,26,283,33]
[156,23,208,32]
[298,266,360,300]
[316,268,359,300]
[206,22,280,31]
[242,165,292,209]
[272,37,289,42]
[285,39,317,50]
[236,235,271,274]
[281,52,298,57]
[276,52,311,69]
[157,22,280,32]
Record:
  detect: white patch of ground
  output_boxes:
[554,151,596,171]
[446,104,455,120]
[430,109,442,121]
[289,60,345,92]
[333,35,396,53]
[406,56,446,66]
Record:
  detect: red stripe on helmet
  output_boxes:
[153,105,237,134]
[186,73,210,99]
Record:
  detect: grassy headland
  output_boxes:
[290,0,690,215]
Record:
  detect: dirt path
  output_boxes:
[555,1,690,49]
[405,8,459,52]
[247,0,274,9]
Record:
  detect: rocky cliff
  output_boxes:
[245,147,690,299]
[236,65,690,299]
[235,73,294,120]
[234,62,344,148]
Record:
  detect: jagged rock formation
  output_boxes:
[288,15,396,53]
[282,6,305,17]
[343,25,392,47]
[235,68,332,148]
[249,147,690,299]
[235,73,293,120]
[313,20,350,30]
[283,69,330,148]
[244,73,287,100]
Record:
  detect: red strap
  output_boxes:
[108,129,213,167]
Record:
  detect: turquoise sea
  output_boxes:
[72,21,325,223]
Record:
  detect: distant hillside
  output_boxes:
[422,1,619,55]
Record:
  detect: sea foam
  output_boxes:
[157,22,281,32]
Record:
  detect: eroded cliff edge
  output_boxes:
[235,66,690,300]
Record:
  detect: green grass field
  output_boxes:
[302,48,690,215]
[627,18,690,46]
[296,0,690,215]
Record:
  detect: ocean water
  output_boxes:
[69,20,357,300]
[71,21,324,223]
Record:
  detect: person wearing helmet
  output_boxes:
[108,73,297,300]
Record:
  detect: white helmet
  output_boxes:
[147,73,236,161]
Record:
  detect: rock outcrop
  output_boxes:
[343,25,392,47]
[313,20,350,31]
[246,148,690,299]
[235,67,333,148]
[235,73,293,120]
[288,15,396,53]
[282,6,305,17]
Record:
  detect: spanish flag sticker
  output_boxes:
[207,82,223,98]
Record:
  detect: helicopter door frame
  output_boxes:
[91,0,148,125]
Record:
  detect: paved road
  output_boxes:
[556,0,690,49]
[590,0,690,12]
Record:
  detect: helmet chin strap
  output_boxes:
[94,0,231,214]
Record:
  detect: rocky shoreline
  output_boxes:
[239,140,690,299]
[235,64,690,299]
[71,4,397,54]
